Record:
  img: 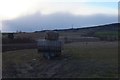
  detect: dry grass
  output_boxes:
[64,41,118,65]
[2,41,118,78]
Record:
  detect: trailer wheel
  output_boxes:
[43,53,52,60]
[56,52,61,57]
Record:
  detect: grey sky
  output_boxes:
[2,12,117,32]
[0,1,118,32]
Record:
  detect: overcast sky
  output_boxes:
[0,0,118,32]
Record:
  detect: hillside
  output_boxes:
[2,23,119,45]
[55,23,119,35]
[54,23,119,41]
[34,23,119,32]
[35,23,119,36]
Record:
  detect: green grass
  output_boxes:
[95,31,118,39]
[65,46,117,58]
[64,46,118,64]
[64,42,118,62]
[95,31,118,36]
[63,42,118,77]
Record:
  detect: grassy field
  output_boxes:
[2,41,118,78]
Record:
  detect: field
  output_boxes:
[2,41,118,78]
[2,23,119,78]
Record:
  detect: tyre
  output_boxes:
[43,53,52,60]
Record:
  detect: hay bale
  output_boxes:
[45,31,59,40]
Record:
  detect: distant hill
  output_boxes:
[71,23,119,40]
[34,23,119,33]
[76,23,119,33]
[72,23,119,37]
[2,23,119,42]
[53,23,119,41]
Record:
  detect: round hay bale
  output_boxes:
[45,31,59,40]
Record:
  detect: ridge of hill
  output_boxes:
[34,23,119,33]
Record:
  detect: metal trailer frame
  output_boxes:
[37,40,63,59]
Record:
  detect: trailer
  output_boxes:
[37,31,63,59]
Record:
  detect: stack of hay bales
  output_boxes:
[37,31,63,59]
[45,31,59,40]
